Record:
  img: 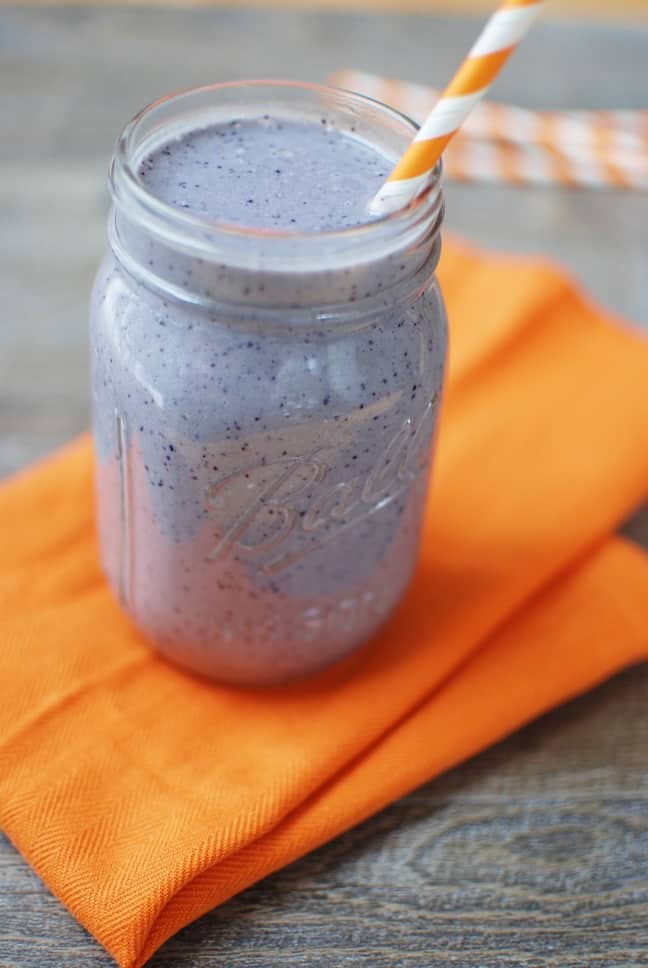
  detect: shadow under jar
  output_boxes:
[90,81,447,685]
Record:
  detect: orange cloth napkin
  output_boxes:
[1,237,647,968]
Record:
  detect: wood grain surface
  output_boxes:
[14,1,648,23]
[1,8,647,967]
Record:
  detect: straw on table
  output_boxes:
[335,70,648,191]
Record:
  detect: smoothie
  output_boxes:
[91,84,447,684]
[138,117,389,231]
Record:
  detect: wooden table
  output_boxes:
[1,8,647,966]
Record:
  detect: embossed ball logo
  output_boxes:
[205,400,438,575]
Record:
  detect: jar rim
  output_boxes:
[110,80,443,253]
[108,80,443,309]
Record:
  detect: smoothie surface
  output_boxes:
[138,117,391,232]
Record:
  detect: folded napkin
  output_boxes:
[1,237,647,968]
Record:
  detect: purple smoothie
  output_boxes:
[138,116,389,231]
[91,83,447,684]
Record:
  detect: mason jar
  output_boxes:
[90,81,447,685]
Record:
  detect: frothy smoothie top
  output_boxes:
[137,116,392,233]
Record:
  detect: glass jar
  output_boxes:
[90,81,447,685]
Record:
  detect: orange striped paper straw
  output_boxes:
[370,0,544,214]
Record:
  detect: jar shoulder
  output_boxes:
[90,256,447,438]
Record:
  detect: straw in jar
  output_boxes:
[370,0,545,214]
